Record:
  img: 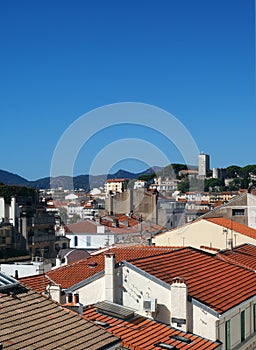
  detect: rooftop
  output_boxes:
[0,287,120,349]
[19,246,181,291]
[154,215,256,239]
[105,178,128,183]
[83,303,221,350]
[67,220,105,234]
[216,243,256,271]
[205,217,256,239]
[128,247,256,314]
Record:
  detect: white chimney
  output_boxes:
[104,252,116,303]
[46,284,61,303]
[55,255,62,268]
[170,277,188,332]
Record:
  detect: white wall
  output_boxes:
[71,276,105,306]
[248,194,256,229]
[0,197,5,221]
[192,302,218,341]
[122,263,177,326]
[153,219,256,250]
[0,262,52,278]
[66,233,115,250]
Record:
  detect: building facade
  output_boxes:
[198,153,210,178]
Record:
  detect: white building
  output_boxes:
[104,178,128,194]
[198,153,210,178]
[66,220,115,250]
[42,247,256,350]
[0,196,18,225]
[152,216,256,250]
[150,176,178,192]
[0,257,52,278]
[133,180,146,189]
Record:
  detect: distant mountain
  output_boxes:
[0,164,185,191]
[0,167,160,191]
[0,170,29,186]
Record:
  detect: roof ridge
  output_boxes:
[215,252,255,272]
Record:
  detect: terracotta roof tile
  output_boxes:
[216,243,256,271]
[19,247,181,291]
[18,274,52,293]
[204,217,256,239]
[128,247,256,314]
[83,305,221,349]
[67,220,102,234]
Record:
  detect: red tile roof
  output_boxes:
[216,243,256,271]
[128,247,256,314]
[19,246,181,292]
[106,178,128,183]
[205,217,256,239]
[67,220,103,234]
[157,215,256,239]
[18,274,53,293]
[83,305,221,350]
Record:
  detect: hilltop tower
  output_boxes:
[198,153,210,178]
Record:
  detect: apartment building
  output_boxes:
[104,178,129,194]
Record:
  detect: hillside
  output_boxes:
[0,167,161,190]
[0,170,29,186]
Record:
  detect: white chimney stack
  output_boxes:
[170,277,188,332]
[104,252,116,303]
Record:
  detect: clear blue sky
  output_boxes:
[0,0,255,180]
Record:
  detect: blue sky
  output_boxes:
[0,0,255,180]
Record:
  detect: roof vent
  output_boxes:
[93,320,109,328]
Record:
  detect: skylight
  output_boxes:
[170,335,192,343]
[154,343,177,350]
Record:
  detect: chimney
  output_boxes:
[46,284,61,303]
[21,216,29,251]
[73,293,79,304]
[55,254,62,268]
[104,252,116,303]
[170,277,188,332]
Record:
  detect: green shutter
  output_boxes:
[226,320,231,350]
[241,310,245,342]
[254,304,256,332]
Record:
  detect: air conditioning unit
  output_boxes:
[142,298,157,312]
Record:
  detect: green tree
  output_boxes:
[240,165,256,178]
[227,178,249,191]
[0,184,37,204]
[177,180,190,193]
[137,173,156,182]
[204,178,225,192]
[226,165,241,178]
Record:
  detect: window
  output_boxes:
[86,235,91,247]
[225,320,231,350]
[74,235,78,247]
[232,209,245,216]
[254,304,256,332]
[241,310,245,342]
